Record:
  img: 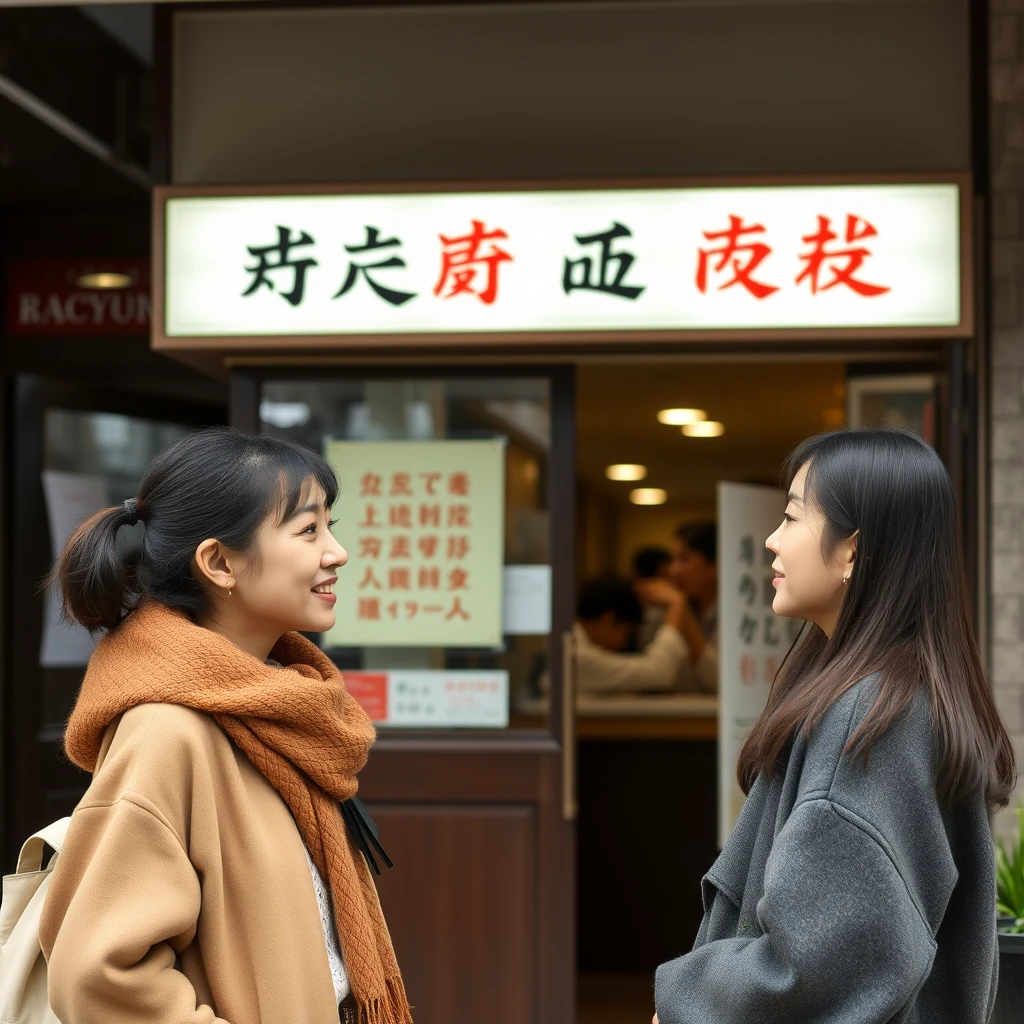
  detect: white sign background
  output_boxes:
[164,184,961,337]
[718,482,802,849]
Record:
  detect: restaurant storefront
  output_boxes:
[1,3,984,1023]
[150,171,976,1023]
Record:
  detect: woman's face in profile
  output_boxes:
[765,463,852,634]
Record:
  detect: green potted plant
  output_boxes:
[994,806,1024,1023]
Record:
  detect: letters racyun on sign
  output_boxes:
[161,183,963,338]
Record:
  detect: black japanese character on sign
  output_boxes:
[334,226,416,307]
[740,614,758,644]
[563,222,645,300]
[764,616,781,647]
[243,225,317,307]
[739,535,755,566]
[739,574,757,607]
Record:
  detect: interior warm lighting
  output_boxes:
[630,488,667,505]
[76,272,133,290]
[682,421,725,438]
[605,464,647,482]
[657,408,706,425]
[821,407,845,427]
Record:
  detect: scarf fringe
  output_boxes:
[355,976,414,1024]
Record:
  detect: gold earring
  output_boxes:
[843,576,850,585]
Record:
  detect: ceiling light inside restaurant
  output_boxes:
[630,488,667,505]
[657,408,706,425]
[76,271,133,290]
[682,421,725,438]
[606,464,647,481]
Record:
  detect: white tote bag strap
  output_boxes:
[15,817,72,874]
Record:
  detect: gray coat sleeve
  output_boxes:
[654,798,938,1024]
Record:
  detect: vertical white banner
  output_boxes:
[717,482,800,849]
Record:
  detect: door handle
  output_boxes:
[561,630,578,823]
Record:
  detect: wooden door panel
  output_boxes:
[369,803,537,1024]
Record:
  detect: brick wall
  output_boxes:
[991,4,1024,838]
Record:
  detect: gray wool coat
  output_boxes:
[655,674,999,1024]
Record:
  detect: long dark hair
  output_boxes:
[737,427,1016,809]
[50,426,338,631]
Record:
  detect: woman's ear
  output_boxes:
[194,538,239,593]
[842,530,859,577]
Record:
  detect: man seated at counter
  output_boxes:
[633,545,674,649]
[661,520,718,693]
[575,574,693,694]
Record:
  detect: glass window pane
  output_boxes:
[261,377,552,732]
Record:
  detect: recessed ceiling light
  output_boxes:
[606,464,647,482]
[630,488,667,505]
[683,421,725,438]
[658,408,706,426]
[76,272,133,290]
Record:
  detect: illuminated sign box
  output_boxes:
[156,180,967,343]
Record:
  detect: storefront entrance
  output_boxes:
[224,344,973,1024]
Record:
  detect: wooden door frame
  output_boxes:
[230,362,577,1023]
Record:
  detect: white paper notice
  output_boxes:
[40,471,108,667]
[502,565,552,635]
[344,669,509,728]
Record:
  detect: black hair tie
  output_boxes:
[122,498,141,527]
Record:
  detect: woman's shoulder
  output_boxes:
[88,703,237,803]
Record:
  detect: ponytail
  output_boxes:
[48,502,139,632]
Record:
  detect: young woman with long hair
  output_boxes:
[39,427,411,1024]
[654,427,1016,1024]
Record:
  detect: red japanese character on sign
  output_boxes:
[448,568,470,591]
[434,221,512,305]
[448,504,471,528]
[422,604,444,614]
[419,567,441,590]
[360,473,382,498]
[389,504,413,529]
[449,473,470,497]
[420,472,442,496]
[359,505,382,529]
[389,536,411,559]
[696,215,780,299]
[358,567,383,590]
[359,537,382,560]
[358,598,381,620]
[418,536,440,559]
[764,656,781,684]
[389,567,411,590]
[796,215,890,296]
[740,654,758,685]
[420,504,442,528]
[445,596,471,621]
[386,602,399,619]
[405,602,419,620]
[390,473,414,497]
[448,536,470,560]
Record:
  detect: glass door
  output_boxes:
[233,365,577,1024]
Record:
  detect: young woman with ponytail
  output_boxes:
[39,427,411,1024]
[654,427,1016,1024]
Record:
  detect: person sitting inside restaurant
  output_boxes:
[632,545,673,649]
[574,574,691,695]
[661,520,718,693]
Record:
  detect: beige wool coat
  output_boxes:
[40,701,344,1024]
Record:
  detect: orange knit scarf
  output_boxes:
[64,600,412,1024]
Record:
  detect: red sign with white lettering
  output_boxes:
[6,259,151,336]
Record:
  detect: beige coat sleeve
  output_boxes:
[576,623,687,694]
[40,793,231,1024]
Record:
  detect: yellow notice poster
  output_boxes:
[325,440,505,648]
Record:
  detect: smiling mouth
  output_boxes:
[312,580,337,595]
